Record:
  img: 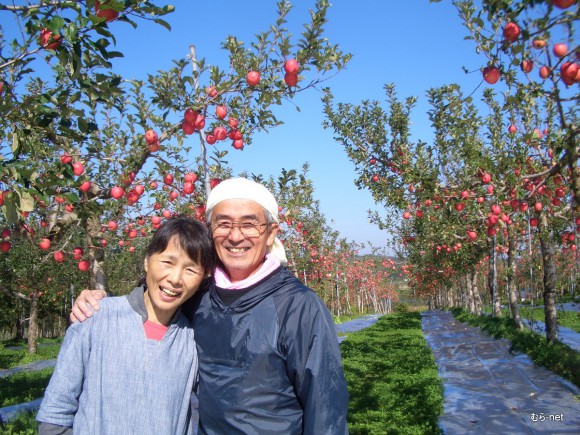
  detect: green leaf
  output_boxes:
[17,189,35,212]
[11,133,19,154]
[153,19,172,31]
[78,117,88,133]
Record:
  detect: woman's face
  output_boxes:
[143,236,205,325]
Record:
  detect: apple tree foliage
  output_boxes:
[0,0,354,349]
[324,0,578,343]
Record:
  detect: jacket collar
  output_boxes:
[127,286,182,324]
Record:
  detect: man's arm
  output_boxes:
[286,295,349,434]
[69,289,108,323]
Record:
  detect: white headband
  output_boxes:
[206,178,287,265]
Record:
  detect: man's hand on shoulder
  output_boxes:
[69,289,108,323]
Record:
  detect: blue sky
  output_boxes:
[102,0,489,254]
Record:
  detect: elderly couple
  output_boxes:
[37,177,349,434]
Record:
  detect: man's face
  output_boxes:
[211,199,278,282]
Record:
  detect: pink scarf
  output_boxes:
[214,254,281,290]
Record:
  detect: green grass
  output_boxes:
[515,307,580,332]
[342,312,443,434]
[0,409,38,434]
[0,339,61,370]
[0,368,53,407]
[451,308,580,389]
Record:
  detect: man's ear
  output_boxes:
[267,223,279,247]
[143,257,149,273]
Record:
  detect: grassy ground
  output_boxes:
[0,409,38,434]
[341,311,443,434]
[516,306,580,332]
[0,368,54,407]
[451,308,580,389]
[0,338,61,370]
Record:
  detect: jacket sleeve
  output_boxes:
[284,292,349,434]
[36,320,91,429]
[38,421,73,435]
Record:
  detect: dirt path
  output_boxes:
[422,310,580,434]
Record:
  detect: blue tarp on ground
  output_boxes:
[422,310,580,434]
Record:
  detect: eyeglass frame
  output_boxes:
[210,220,271,238]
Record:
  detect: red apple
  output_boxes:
[1,241,11,253]
[482,173,492,184]
[151,216,162,225]
[520,59,533,73]
[214,126,227,141]
[552,0,576,9]
[215,105,227,120]
[210,178,221,189]
[1,229,10,239]
[60,152,73,164]
[561,62,579,85]
[284,59,299,74]
[284,73,298,87]
[78,260,90,272]
[403,211,411,220]
[467,230,477,240]
[246,71,261,87]
[553,43,568,58]
[184,173,197,183]
[163,174,174,185]
[508,124,517,133]
[372,174,379,182]
[232,139,244,150]
[539,66,551,79]
[72,161,84,176]
[108,221,118,230]
[39,28,61,50]
[530,217,539,227]
[184,108,198,124]
[73,247,84,260]
[183,182,195,195]
[533,38,546,49]
[534,202,543,212]
[53,251,65,263]
[228,118,239,129]
[111,186,124,200]
[39,238,51,250]
[162,209,172,218]
[79,181,91,192]
[134,185,145,196]
[482,66,500,84]
[194,114,205,130]
[206,86,218,97]
[95,1,119,22]
[182,120,195,135]
[145,129,158,145]
[503,22,520,43]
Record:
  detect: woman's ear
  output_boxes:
[143,257,149,273]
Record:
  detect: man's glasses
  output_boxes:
[211,220,269,238]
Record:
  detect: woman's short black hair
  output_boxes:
[145,216,216,274]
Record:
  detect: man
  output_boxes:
[71,177,349,434]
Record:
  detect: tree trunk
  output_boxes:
[471,269,482,315]
[27,293,39,354]
[489,237,501,316]
[538,213,559,344]
[506,225,524,330]
[466,273,476,314]
[86,215,107,290]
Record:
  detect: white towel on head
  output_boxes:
[206,177,287,265]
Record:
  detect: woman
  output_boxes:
[37,216,215,435]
